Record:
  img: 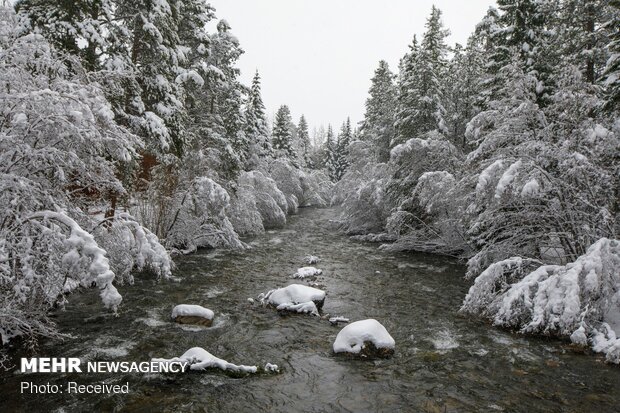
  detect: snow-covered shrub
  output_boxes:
[299,169,333,207]
[462,65,619,278]
[227,184,265,237]
[266,158,302,213]
[333,141,392,235]
[236,170,287,228]
[462,238,620,363]
[0,7,167,357]
[93,214,173,283]
[155,177,244,251]
[265,158,332,211]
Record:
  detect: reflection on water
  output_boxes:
[1,208,619,412]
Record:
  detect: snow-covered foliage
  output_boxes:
[233,171,287,229]
[0,7,170,354]
[333,319,395,356]
[153,347,258,374]
[462,239,620,363]
[160,177,244,251]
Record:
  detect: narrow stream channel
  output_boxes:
[1,207,619,412]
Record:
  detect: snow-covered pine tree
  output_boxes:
[335,118,353,180]
[394,35,421,147]
[325,125,339,182]
[360,60,396,162]
[272,105,296,158]
[444,38,485,149]
[297,115,312,167]
[601,0,620,110]
[490,0,555,105]
[245,70,272,164]
[394,6,450,146]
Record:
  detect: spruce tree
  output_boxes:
[602,0,620,110]
[360,60,396,162]
[325,125,338,181]
[394,35,421,147]
[297,115,311,167]
[272,105,296,158]
[335,118,353,180]
[245,70,272,159]
[394,6,450,146]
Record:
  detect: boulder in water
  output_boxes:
[259,284,326,312]
[333,319,395,358]
[171,304,214,327]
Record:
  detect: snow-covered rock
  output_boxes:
[276,301,319,316]
[171,304,214,327]
[293,266,323,279]
[304,255,320,264]
[153,347,257,374]
[461,238,620,363]
[333,319,395,358]
[260,284,326,312]
[329,316,350,325]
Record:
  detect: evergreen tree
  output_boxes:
[602,0,620,110]
[444,38,485,149]
[394,35,421,147]
[245,70,272,160]
[335,118,353,180]
[297,115,312,167]
[325,125,338,181]
[394,6,450,146]
[272,105,296,158]
[360,60,396,162]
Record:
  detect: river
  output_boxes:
[1,207,619,412]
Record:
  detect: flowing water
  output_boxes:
[1,208,619,412]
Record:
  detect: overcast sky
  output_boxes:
[208,0,495,132]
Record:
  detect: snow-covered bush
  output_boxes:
[227,184,265,237]
[0,7,171,357]
[235,170,287,228]
[147,176,244,251]
[333,141,392,235]
[93,214,173,283]
[461,238,620,363]
[266,158,332,212]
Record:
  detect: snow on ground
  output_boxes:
[171,304,214,320]
[292,266,323,279]
[153,347,258,374]
[333,319,395,356]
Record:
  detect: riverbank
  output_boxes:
[1,208,619,412]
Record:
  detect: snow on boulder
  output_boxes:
[276,301,319,316]
[304,255,320,264]
[259,284,326,312]
[171,304,214,327]
[333,319,395,358]
[461,238,620,363]
[153,347,257,374]
[293,266,323,279]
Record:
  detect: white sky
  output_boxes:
[208,0,495,132]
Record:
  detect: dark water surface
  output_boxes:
[1,208,619,412]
